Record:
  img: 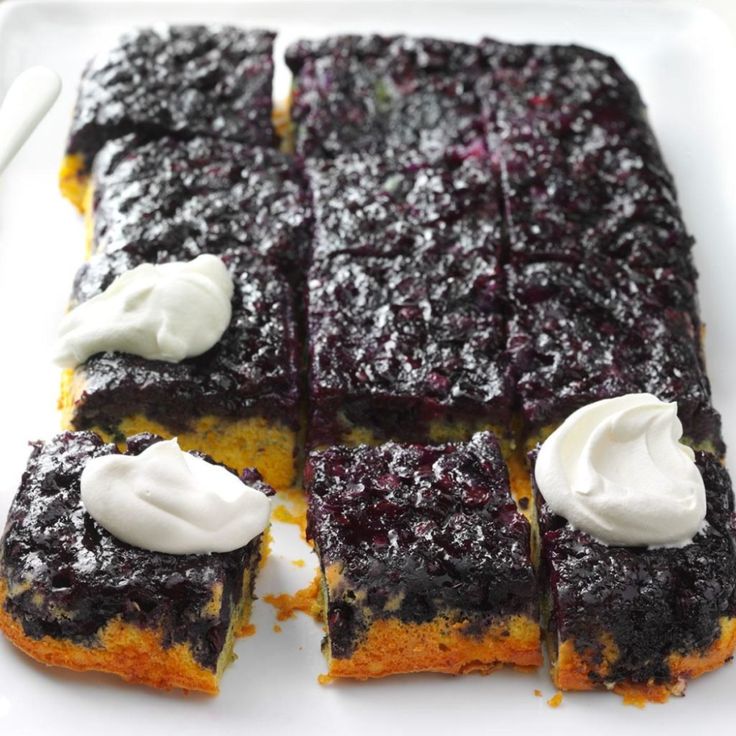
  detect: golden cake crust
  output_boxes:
[58,153,89,213]
[0,579,219,693]
[0,530,265,694]
[327,614,542,679]
[553,617,736,704]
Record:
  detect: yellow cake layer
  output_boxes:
[552,617,736,704]
[59,153,89,213]
[322,561,541,679]
[0,543,261,693]
[335,418,514,451]
[326,612,542,679]
[273,96,294,154]
[59,370,297,489]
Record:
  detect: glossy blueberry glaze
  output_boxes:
[468,39,721,449]
[495,131,697,289]
[532,449,736,686]
[0,432,273,670]
[69,248,300,435]
[295,35,723,454]
[91,136,312,282]
[479,40,649,141]
[66,25,276,170]
[307,249,511,446]
[506,256,722,450]
[479,41,699,298]
[305,153,502,263]
[304,152,509,445]
[286,35,487,161]
[306,432,537,658]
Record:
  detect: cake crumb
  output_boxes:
[258,528,273,570]
[273,624,282,633]
[615,683,669,707]
[273,504,305,532]
[534,689,542,697]
[547,691,563,708]
[263,573,322,622]
[620,692,648,708]
[239,623,256,638]
[291,558,305,568]
[318,673,333,685]
[272,488,308,539]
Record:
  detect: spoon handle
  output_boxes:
[0,66,61,176]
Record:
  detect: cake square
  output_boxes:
[478,41,698,297]
[506,259,722,453]
[305,153,502,263]
[87,136,312,282]
[491,128,698,301]
[305,151,510,450]
[478,40,648,141]
[305,432,540,678]
[532,449,736,702]
[286,35,487,160]
[60,25,276,209]
[0,431,273,693]
[307,248,511,449]
[60,248,301,489]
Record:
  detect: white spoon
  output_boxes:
[0,66,61,176]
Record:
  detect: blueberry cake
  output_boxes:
[531,449,736,702]
[482,45,699,313]
[493,128,696,286]
[477,41,699,296]
[86,136,312,281]
[60,25,276,210]
[307,249,511,451]
[0,431,273,693]
[41,26,736,701]
[477,39,723,454]
[305,152,512,452]
[305,152,501,263]
[305,432,540,679]
[59,248,300,489]
[478,40,648,143]
[286,35,487,160]
[506,259,722,454]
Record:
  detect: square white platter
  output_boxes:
[1,1,735,734]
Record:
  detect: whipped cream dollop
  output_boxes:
[80,439,270,554]
[54,254,234,367]
[535,393,706,548]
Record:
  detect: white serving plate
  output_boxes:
[1,1,735,733]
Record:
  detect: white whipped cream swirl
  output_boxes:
[54,254,233,367]
[535,393,706,548]
[81,439,270,554]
